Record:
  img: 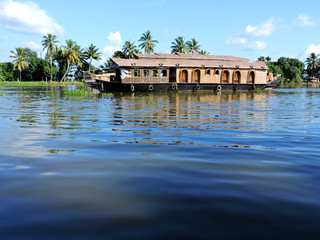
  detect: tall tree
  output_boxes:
[84,44,102,73]
[60,40,82,82]
[186,38,201,54]
[171,36,187,54]
[306,53,319,77]
[199,50,210,55]
[10,48,29,81]
[122,41,138,59]
[42,33,59,82]
[138,30,158,54]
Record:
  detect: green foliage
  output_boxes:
[0,81,82,87]
[138,30,158,54]
[171,36,187,54]
[0,67,5,81]
[101,92,114,97]
[84,44,102,73]
[186,38,201,54]
[64,89,93,96]
[0,92,5,96]
[258,56,305,88]
[122,41,139,59]
[253,88,263,94]
[0,62,17,81]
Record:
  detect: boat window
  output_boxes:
[222,70,229,83]
[192,69,200,83]
[180,70,188,83]
[234,71,240,84]
[161,69,167,77]
[153,70,158,77]
[206,70,211,75]
[215,70,219,75]
[144,70,150,77]
[248,71,255,84]
[134,70,140,77]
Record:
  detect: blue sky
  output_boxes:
[0,0,320,66]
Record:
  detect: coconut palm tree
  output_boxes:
[138,30,158,54]
[60,40,83,82]
[171,36,187,54]
[306,53,319,77]
[186,38,201,54]
[199,50,210,55]
[122,41,138,59]
[42,33,59,82]
[10,47,29,81]
[84,44,102,73]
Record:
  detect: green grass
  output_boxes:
[0,81,84,87]
[64,89,93,96]
[254,88,263,94]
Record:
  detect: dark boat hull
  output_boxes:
[94,81,278,92]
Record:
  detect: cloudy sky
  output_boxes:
[0,0,320,65]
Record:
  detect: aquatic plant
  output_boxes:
[254,88,263,94]
[0,81,83,87]
[101,93,114,97]
[0,92,6,96]
[64,89,93,96]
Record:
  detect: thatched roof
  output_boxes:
[111,53,268,70]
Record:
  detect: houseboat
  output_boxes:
[89,53,279,92]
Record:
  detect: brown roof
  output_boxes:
[111,55,268,70]
[134,53,250,62]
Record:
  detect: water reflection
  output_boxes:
[0,87,320,239]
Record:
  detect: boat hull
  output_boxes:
[95,81,276,92]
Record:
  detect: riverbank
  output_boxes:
[0,81,84,87]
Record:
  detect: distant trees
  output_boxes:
[258,56,305,88]
[305,53,319,77]
[138,30,158,54]
[10,48,29,81]
[84,44,102,73]
[186,38,201,54]
[122,41,140,59]
[171,36,187,54]
[42,33,59,82]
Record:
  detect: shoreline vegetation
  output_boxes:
[0,31,319,89]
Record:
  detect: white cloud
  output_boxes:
[294,13,318,27]
[243,41,267,51]
[243,17,279,37]
[0,0,65,36]
[23,41,42,51]
[103,45,120,58]
[225,37,247,45]
[102,31,123,59]
[108,31,122,45]
[299,44,320,60]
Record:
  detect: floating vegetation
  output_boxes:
[253,88,263,94]
[0,92,5,96]
[144,100,156,104]
[101,92,114,97]
[64,89,93,96]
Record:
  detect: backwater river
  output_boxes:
[0,87,320,240]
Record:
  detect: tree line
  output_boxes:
[0,30,319,84]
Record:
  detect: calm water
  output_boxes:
[0,87,320,240]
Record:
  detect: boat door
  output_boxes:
[169,68,176,82]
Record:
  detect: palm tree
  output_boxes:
[199,50,210,55]
[10,48,29,81]
[84,44,102,73]
[138,30,158,54]
[42,33,59,82]
[122,41,137,59]
[306,53,319,77]
[60,40,83,82]
[171,36,187,54]
[186,38,201,54]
